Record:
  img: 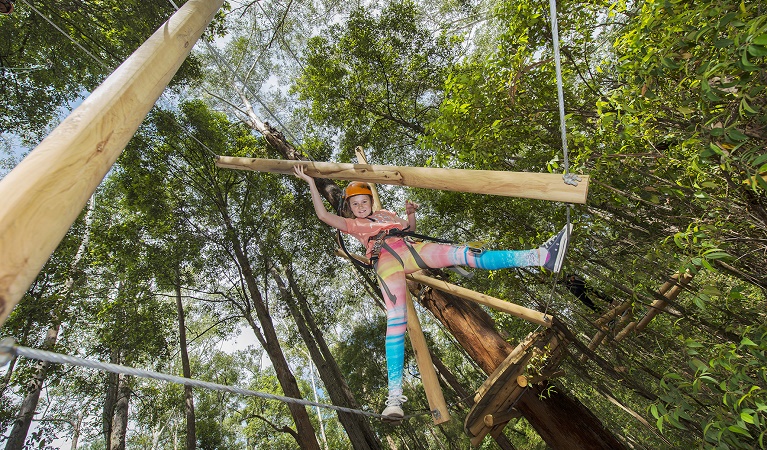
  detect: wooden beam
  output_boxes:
[0,0,224,327]
[407,273,553,327]
[405,294,451,425]
[634,271,693,333]
[354,147,383,211]
[215,157,590,204]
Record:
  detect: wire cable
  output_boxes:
[0,339,429,421]
[18,0,110,70]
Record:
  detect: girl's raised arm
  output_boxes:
[293,165,348,232]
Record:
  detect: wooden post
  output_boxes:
[406,294,451,424]
[354,147,382,211]
[215,157,590,204]
[0,0,224,326]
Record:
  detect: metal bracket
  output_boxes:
[563,173,582,186]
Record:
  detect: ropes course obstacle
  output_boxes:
[214,156,589,204]
[0,0,589,444]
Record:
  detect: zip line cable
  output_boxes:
[0,339,430,421]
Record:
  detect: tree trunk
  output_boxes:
[414,272,626,450]
[70,411,84,450]
[275,265,382,450]
[221,213,321,450]
[5,321,60,450]
[103,350,119,449]
[109,374,131,450]
[175,274,196,450]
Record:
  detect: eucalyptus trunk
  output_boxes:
[275,265,382,450]
[109,374,131,450]
[175,275,196,450]
[4,321,60,450]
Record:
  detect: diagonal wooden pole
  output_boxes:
[0,0,224,327]
[215,157,590,204]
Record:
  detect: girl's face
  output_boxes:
[348,194,372,218]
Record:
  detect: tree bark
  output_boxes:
[109,374,131,450]
[221,211,321,450]
[4,321,60,450]
[175,274,196,450]
[415,274,626,450]
[103,353,118,450]
[70,411,84,450]
[275,265,382,450]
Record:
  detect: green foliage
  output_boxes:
[0,0,218,142]
[295,0,461,162]
[653,325,767,449]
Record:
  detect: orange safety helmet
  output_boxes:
[344,181,373,200]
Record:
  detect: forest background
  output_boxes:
[0,0,765,449]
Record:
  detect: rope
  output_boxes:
[546,0,581,190]
[548,0,568,176]
[539,0,577,319]
[0,339,428,421]
[166,0,302,147]
[18,0,110,70]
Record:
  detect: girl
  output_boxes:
[293,165,569,422]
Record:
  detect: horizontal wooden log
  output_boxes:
[0,0,223,327]
[215,157,590,204]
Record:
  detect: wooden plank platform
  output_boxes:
[465,328,564,446]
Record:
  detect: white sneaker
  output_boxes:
[381,393,407,423]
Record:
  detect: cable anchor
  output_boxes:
[563,173,581,186]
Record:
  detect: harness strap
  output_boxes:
[402,239,430,270]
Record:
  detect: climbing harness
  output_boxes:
[339,223,482,271]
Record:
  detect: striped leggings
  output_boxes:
[373,238,541,394]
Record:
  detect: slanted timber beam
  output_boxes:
[0,0,224,327]
[407,273,553,328]
[334,250,553,327]
[215,157,590,204]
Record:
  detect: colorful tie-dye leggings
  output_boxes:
[373,238,541,394]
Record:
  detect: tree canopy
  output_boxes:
[0,0,766,449]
